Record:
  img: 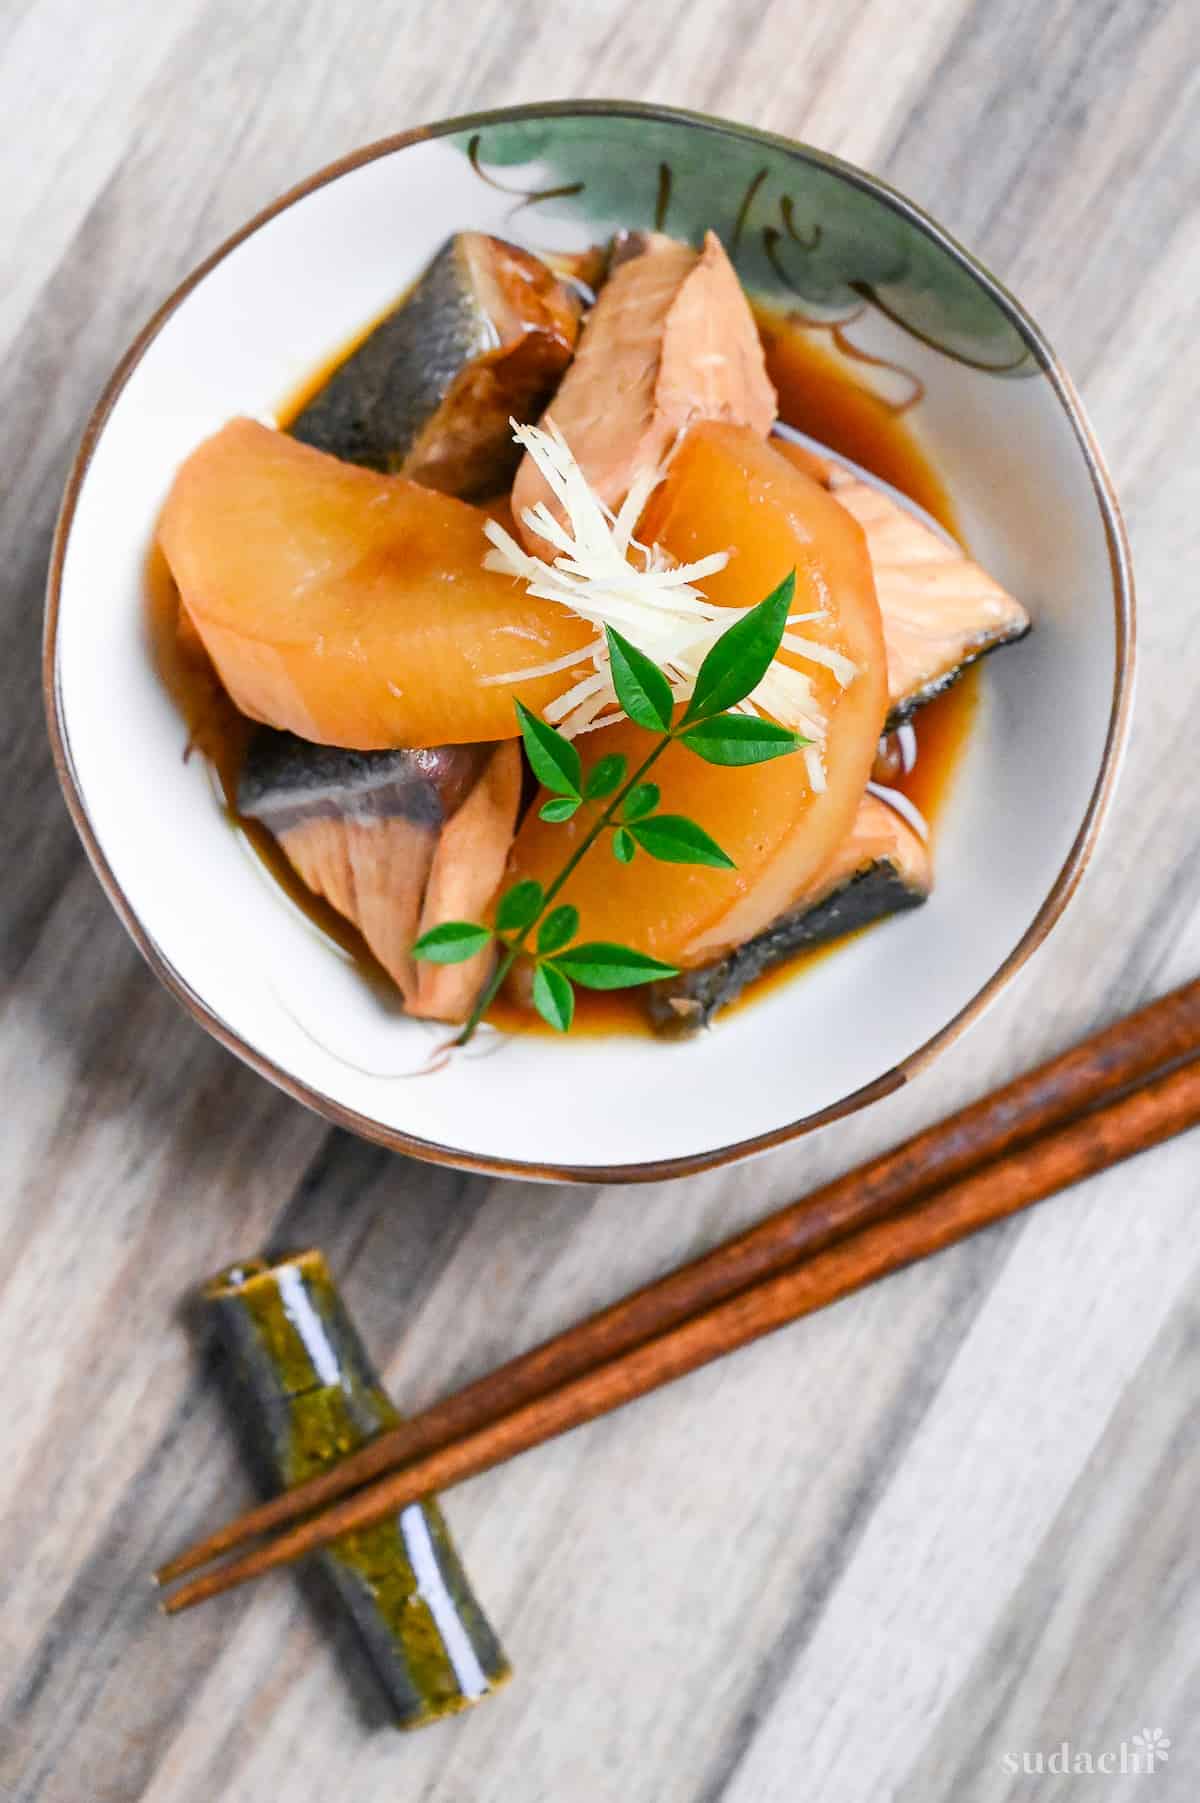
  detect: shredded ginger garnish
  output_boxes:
[481,421,858,789]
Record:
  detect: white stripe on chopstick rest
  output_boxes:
[275,1263,341,1385]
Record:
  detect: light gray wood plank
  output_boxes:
[4,1,1199,1799]
[897,1282,1200,1799]
[0,0,209,348]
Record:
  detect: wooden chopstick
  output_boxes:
[157,978,1200,1591]
[160,1044,1200,1614]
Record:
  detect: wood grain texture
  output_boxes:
[3,1,1198,1799]
[159,1056,1200,1617]
[158,987,1200,1601]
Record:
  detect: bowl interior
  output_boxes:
[50,106,1128,1177]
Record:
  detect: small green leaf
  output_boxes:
[621,782,660,822]
[537,905,579,955]
[552,942,680,989]
[605,626,674,732]
[612,827,636,863]
[411,921,493,964]
[680,713,806,766]
[532,961,575,1032]
[682,571,796,724]
[539,795,581,823]
[629,814,735,869]
[496,879,545,934]
[515,699,582,797]
[584,753,628,800]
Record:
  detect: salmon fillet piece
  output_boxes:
[410,742,523,1021]
[828,465,1030,724]
[240,736,522,1022]
[511,231,776,552]
[773,441,1030,725]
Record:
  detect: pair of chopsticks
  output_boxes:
[157,978,1200,1613]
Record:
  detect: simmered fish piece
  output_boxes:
[648,793,931,1033]
[290,233,580,498]
[511,231,776,551]
[238,732,521,1021]
[774,440,1031,725]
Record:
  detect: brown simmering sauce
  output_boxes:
[145,544,393,979]
[150,301,976,1038]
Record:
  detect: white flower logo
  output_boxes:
[1132,1727,1170,1763]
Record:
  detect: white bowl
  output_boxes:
[44,101,1133,1182]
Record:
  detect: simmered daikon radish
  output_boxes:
[506,423,887,969]
[159,420,593,748]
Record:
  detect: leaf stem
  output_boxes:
[453,736,673,1046]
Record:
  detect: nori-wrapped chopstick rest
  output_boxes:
[201,1251,510,1728]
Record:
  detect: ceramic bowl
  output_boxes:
[45,101,1133,1182]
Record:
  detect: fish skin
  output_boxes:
[237,730,487,832]
[647,793,931,1033]
[238,731,519,1021]
[511,230,776,552]
[606,228,685,271]
[883,637,1030,728]
[290,233,579,498]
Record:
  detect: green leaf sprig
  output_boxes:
[413,573,807,1041]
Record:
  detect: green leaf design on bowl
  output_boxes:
[452,110,1037,376]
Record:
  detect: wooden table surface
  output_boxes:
[5,2,1199,1798]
